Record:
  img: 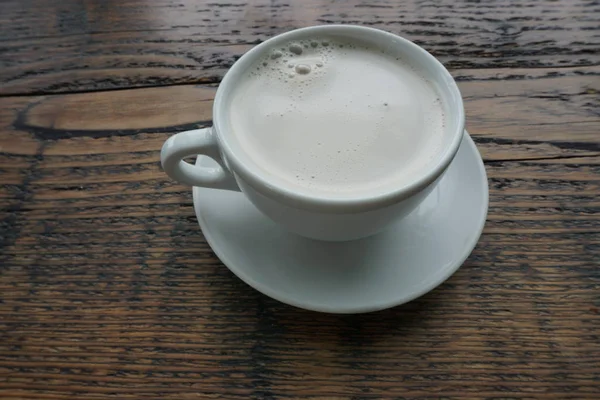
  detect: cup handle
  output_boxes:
[160,127,240,191]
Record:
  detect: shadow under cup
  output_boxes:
[212,25,465,241]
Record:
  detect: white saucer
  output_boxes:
[193,132,488,313]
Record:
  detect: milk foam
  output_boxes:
[229,37,447,196]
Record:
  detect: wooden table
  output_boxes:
[1,1,599,399]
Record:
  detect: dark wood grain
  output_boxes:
[1,0,599,95]
[1,0,599,399]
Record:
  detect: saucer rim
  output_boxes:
[193,131,489,313]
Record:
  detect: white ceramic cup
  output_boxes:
[161,25,465,241]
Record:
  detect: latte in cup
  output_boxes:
[227,36,448,197]
[161,25,465,241]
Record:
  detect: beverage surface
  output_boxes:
[228,36,447,197]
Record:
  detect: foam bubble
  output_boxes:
[295,64,311,75]
[289,43,303,55]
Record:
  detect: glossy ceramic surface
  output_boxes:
[193,132,488,313]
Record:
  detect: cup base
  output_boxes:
[192,131,488,313]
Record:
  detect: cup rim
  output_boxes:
[214,25,465,213]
